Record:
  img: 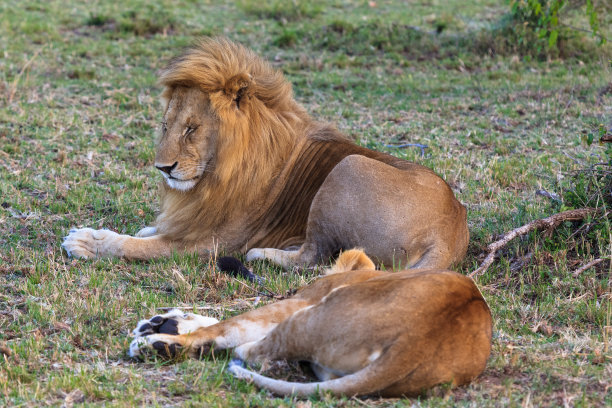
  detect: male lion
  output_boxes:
[63,37,468,269]
[129,250,492,397]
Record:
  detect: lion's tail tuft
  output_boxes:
[217,256,262,283]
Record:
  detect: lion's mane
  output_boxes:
[155,38,314,243]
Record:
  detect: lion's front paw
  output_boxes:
[129,309,219,359]
[62,228,124,259]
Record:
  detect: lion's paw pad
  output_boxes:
[129,310,218,359]
[129,335,184,359]
[133,309,219,338]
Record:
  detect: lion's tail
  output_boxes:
[227,342,411,397]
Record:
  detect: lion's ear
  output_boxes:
[159,87,173,112]
[223,73,253,110]
[325,249,376,275]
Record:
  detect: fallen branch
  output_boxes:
[469,208,600,279]
[558,23,609,42]
[572,258,607,277]
[535,189,561,202]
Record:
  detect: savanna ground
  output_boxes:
[1,0,611,406]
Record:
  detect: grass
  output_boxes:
[1,0,611,406]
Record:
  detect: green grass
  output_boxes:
[1,0,611,406]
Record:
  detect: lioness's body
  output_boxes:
[63,38,468,269]
[130,250,492,397]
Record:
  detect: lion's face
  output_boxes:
[155,87,219,191]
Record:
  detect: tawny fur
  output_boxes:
[130,250,492,398]
[325,248,375,275]
[62,37,468,269]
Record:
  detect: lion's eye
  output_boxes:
[184,125,198,138]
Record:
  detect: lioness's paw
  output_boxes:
[130,309,219,359]
[62,228,124,259]
[132,309,219,338]
[129,334,184,359]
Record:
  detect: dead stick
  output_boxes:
[469,208,600,279]
[572,258,606,277]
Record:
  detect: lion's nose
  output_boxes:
[155,162,178,175]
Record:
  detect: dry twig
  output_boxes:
[535,189,561,202]
[572,258,607,277]
[469,208,600,279]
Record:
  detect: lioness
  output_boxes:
[63,37,468,269]
[129,250,492,397]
